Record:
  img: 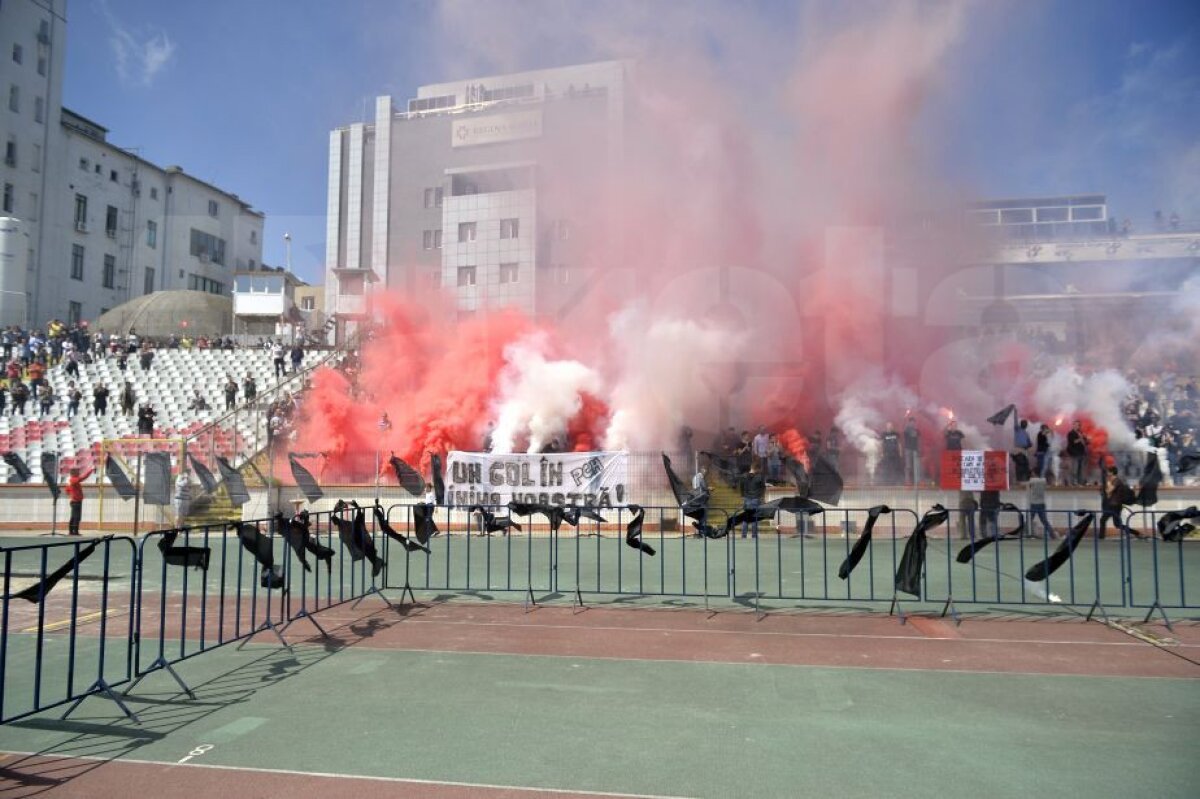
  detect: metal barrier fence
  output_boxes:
[2,502,1197,726]
[0,536,138,725]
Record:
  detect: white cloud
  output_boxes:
[102,2,176,87]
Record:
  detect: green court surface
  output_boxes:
[1,629,1198,799]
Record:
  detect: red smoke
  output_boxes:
[778,428,809,467]
[567,393,609,452]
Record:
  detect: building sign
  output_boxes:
[444,450,628,508]
[940,450,1009,491]
[451,110,543,148]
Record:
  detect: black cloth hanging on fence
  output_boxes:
[105,456,136,499]
[624,505,655,556]
[389,454,426,496]
[1024,512,1094,582]
[507,501,568,533]
[411,502,440,545]
[217,457,250,506]
[786,457,809,493]
[723,503,781,537]
[894,505,950,597]
[3,451,32,483]
[430,453,446,505]
[142,453,172,505]
[41,452,60,501]
[563,506,606,526]
[807,455,844,506]
[10,538,105,603]
[188,454,218,494]
[956,503,1026,563]
[375,504,431,553]
[330,501,384,576]
[467,504,521,535]
[763,496,826,516]
[1159,506,1200,542]
[662,453,689,506]
[837,505,892,580]
[158,530,211,570]
[288,453,324,503]
[236,522,285,589]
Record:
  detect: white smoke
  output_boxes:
[603,304,747,451]
[1031,366,1146,452]
[490,332,602,454]
[833,373,917,476]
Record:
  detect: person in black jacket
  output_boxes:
[739,463,766,539]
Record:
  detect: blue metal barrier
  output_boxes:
[0,536,139,724]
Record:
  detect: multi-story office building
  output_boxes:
[0,0,263,328]
[323,61,628,337]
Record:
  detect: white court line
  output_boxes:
[378,617,1200,649]
[0,751,695,799]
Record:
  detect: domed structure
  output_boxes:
[92,291,232,339]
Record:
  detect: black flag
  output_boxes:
[956,503,1026,563]
[412,502,440,545]
[467,504,521,535]
[375,504,432,553]
[562,506,606,526]
[217,457,250,506]
[837,505,892,579]
[662,453,708,523]
[624,505,655,556]
[158,530,211,570]
[188,454,218,493]
[388,455,426,495]
[807,455,844,506]
[1134,455,1162,507]
[430,453,445,504]
[987,404,1017,427]
[661,453,689,506]
[894,505,950,597]
[331,501,385,576]
[142,452,172,505]
[786,458,809,493]
[105,455,136,499]
[1025,512,1094,582]
[1158,506,1199,542]
[41,452,60,501]
[762,496,826,516]
[3,451,32,483]
[1176,451,1199,474]
[288,453,323,503]
[11,539,104,603]
[236,522,284,589]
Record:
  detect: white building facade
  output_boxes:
[0,0,263,329]
[324,61,628,338]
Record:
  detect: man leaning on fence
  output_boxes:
[66,466,94,536]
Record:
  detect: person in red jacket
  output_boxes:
[66,466,94,536]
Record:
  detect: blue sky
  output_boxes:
[62,1,1199,285]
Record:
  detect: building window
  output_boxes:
[70,244,84,280]
[12,45,22,65]
[250,229,257,244]
[144,267,155,294]
[456,265,477,287]
[188,274,225,294]
[37,57,46,76]
[79,157,88,171]
[189,228,227,265]
[499,262,519,284]
[33,96,43,124]
[105,205,118,238]
[207,199,219,217]
[150,187,158,200]
[94,163,101,174]
[7,84,17,113]
[301,297,315,310]
[3,138,14,167]
[74,193,88,230]
[458,222,476,243]
[31,142,40,172]
[28,192,37,220]
[422,229,444,250]
[102,255,116,289]
[109,169,118,182]
[1,183,13,214]
[68,302,82,325]
[146,220,157,248]
[423,186,444,208]
[500,218,519,239]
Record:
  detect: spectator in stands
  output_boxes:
[752,425,770,463]
[272,341,286,378]
[879,422,902,484]
[1035,423,1052,479]
[734,430,753,474]
[37,382,54,416]
[224,375,238,410]
[290,341,304,374]
[66,466,94,536]
[903,415,921,485]
[944,419,965,451]
[66,381,81,418]
[739,462,766,539]
[27,359,45,392]
[11,381,28,415]
[825,426,841,470]
[1098,465,1135,539]
[1026,474,1056,539]
[64,348,79,379]
[116,350,128,374]
[120,381,136,416]
[0,382,6,416]
[174,470,191,526]
[979,489,1001,539]
[188,389,209,413]
[136,403,157,437]
[243,373,257,405]
[138,343,154,371]
[1066,421,1088,486]
[766,433,783,482]
[92,382,109,416]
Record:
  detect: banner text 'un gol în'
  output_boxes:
[444,451,628,508]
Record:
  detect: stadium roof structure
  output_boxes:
[93,291,233,338]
